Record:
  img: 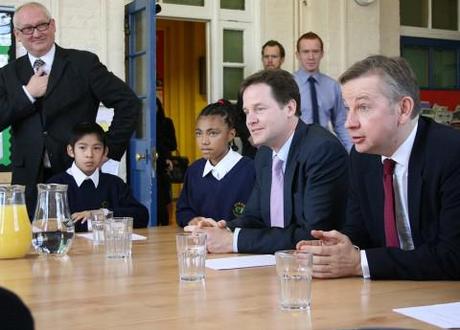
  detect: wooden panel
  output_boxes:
[0,172,11,184]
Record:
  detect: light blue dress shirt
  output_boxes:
[293,69,352,152]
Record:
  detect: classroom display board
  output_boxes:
[0,9,14,171]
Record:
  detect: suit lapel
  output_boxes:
[283,121,304,227]
[16,55,34,85]
[364,159,386,245]
[407,118,426,245]
[45,45,68,98]
[261,158,272,226]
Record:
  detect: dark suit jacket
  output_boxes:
[343,116,460,280]
[0,45,140,211]
[227,120,349,253]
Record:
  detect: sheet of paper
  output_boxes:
[394,301,460,328]
[77,233,147,241]
[206,255,275,270]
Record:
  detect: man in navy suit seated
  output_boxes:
[186,69,349,254]
[297,55,460,280]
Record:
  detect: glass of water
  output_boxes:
[275,250,313,310]
[176,232,207,281]
[104,217,133,258]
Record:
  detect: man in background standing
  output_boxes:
[294,32,351,151]
[0,2,140,215]
[261,40,285,70]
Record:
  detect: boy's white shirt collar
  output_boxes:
[202,148,242,180]
[66,162,100,188]
[27,44,55,75]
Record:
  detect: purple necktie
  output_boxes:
[270,156,284,228]
[383,158,399,248]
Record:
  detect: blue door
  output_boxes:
[125,0,157,226]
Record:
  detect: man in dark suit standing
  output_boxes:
[186,69,348,254]
[297,55,460,280]
[0,2,140,215]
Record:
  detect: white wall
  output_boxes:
[1,0,127,79]
[260,0,400,78]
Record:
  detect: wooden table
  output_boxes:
[1,227,459,329]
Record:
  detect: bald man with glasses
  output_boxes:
[0,2,141,216]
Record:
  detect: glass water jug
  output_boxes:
[0,185,32,259]
[32,184,75,256]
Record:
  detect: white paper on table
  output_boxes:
[205,255,275,270]
[76,233,147,241]
[394,301,460,328]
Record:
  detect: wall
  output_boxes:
[259,0,297,71]
[260,0,400,78]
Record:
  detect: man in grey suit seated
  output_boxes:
[186,69,348,254]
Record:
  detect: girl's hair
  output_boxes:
[197,99,236,129]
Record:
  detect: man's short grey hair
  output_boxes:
[339,55,421,118]
[13,2,52,27]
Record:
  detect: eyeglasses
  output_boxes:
[16,21,51,35]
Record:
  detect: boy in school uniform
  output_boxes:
[48,122,149,232]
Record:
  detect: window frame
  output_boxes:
[400,0,460,41]
[401,36,460,90]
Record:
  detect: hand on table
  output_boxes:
[296,230,362,278]
[185,218,232,253]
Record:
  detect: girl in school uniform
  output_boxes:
[176,99,256,227]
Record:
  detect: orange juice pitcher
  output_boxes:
[0,185,32,259]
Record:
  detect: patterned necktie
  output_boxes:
[308,76,319,124]
[270,156,284,228]
[33,58,45,73]
[383,159,399,247]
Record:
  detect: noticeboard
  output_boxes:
[0,8,14,172]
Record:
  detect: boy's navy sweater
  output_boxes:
[48,171,149,232]
[176,156,255,227]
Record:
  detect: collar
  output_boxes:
[297,69,321,84]
[202,149,242,180]
[272,131,294,173]
[381,120,419,168]
[28,44,55,75]
[66,162,100,188]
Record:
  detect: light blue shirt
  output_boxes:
[293,69,352,152]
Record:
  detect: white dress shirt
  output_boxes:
[361,121,418,278]
[22,44,56,102]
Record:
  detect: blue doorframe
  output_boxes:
[125,0,157,226]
